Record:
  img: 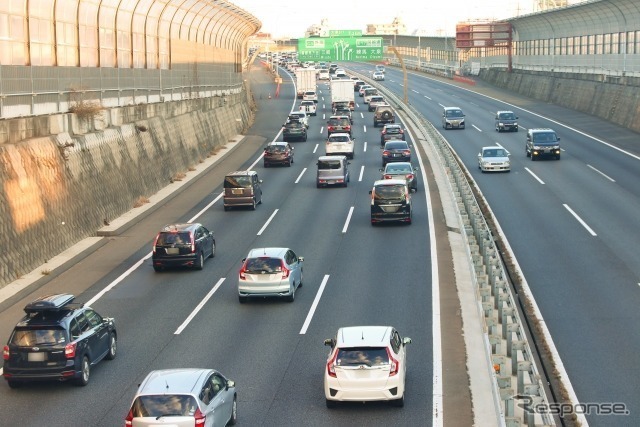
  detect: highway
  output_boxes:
[363,64,640,426]
[2,60,639,426]
[0,65,439,426]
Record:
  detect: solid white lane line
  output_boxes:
[313,144,319,154]
[587,164,616,182]
[342,207,354,234]
[364,141,368,152]
[472,124,482,132]
[524,167,545,184]
[299,274,330,334]
[295,168,307,184]
[85,253,152,306]
[358,165,365,181]
[174,278,226,335]
[189,193,224,223]
[257,209,279,236]
[563,204,597,236]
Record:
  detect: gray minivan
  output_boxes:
[223,170,262,210]
[317,155,350,188]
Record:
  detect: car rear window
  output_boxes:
[318,160,342,170]
[11,328,67,346]
[131,395,199,418]
[244,257,282,273]
[336,347,389,367]
[329,135,350,143]
[224,176,252,188]
[329,118,349,126]
[374,184,406,200]
[267,145,287,153]
[156,232,191,245]
[385,142,408,150]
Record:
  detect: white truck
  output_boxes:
[330,79,355,111]
[295,68,317,99]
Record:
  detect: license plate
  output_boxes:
[166,248,179,255]
[393,153,400,157]
[28,352,46,362]
[544,149,551,153]
[232,189,243,195]
[328,180,335,184]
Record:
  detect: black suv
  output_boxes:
[3,294,117,388]
[526,128,561,160]
[282,121,307,142]
[152,223,215,271]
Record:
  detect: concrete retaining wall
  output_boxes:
[0,93,252,288]
[480,69,640,133]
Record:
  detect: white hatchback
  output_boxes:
[324,326,411,408]
[325,132,355,159]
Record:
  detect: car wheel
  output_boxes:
[153,265,162,272]
[7,380,22,389]
[515,128,519,132]
[343,180,348,187]
[106,333,117,360]
[525,147,530,157]
[193,252,203,269]
[251,198,257,210]
[326,399,337,409]
[373,121,377,127]
[287,159,291,167]
[298,270,303,287]
[209,240,216,258]
[238,295,247,304]
[286,285,295,302]
[76,356,90,386]
[556,154,561,160]
[531,154,536,161]
[228,395,238,425]
[317,183,321,188]
[224,205,230,211]
[413,184,418,192]
[392,394,405,407]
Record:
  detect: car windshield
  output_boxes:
[386,142,408,150]
[329,136,350,143]
[318,160,342,170]
[446,109,463,118]
[156,232,191,245]
[374,184,406,200]
[244,257,282,273]
[499,112,515,120]
[224,176,252,188]
[11,328,67,346]
[533,132,557,143]
[336,347,389,367]
[131,395,199,418]
[483,149,507,157]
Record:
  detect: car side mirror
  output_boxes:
[298,256,304,262]
[477,153,481,158]
[403,337,412,346]
[379,168,384,172]
[226,380,235,389]
[241,258,246,263]
[258,179,263,183]
[556,137,561,141]
[368,190,373,195]
[324,338,335,347]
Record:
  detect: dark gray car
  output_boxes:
[223,170,263,210]
[495,110,519,132]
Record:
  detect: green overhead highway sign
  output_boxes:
[329,30,362,37]
[298,37,383,61]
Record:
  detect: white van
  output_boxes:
[318,69,330,80]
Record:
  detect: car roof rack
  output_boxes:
[24,294,76,313]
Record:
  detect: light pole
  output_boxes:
[417,35,421,69]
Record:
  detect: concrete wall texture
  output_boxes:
[480,69,640,133]
[0,94,252,288]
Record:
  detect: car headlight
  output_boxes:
[498,122,504,126]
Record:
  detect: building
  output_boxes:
[306,19,332,38]
[366,17,407,35]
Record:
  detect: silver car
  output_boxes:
[125,368,237,427]
[478,146,511,172]
[238,247,304,303]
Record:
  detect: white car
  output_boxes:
[303,90,318,103]
[318,69,330,80]
[287,111,309,128]
[359,84,373,97]
[299,100,317,116]
[238,247,304,303]
[325,132,355,159]
[478,146,511,172]
[324,326,412,408]
[372,71,385,81]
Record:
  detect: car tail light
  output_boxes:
[152,234,159,254]
[190,232,195,253]
[406,174,414,180]
[345,125,351,132]
[239,261,247,280]
[382,150,390,157]
[381,130,387,135]
[194,408,206,426]
[327,349,338,378]
[124,409,133,426]
[328,125,335,131]
[65,342,77,359]
[387,348,399,376]
[384,174,393,179]
[281,260,290,279]
[3,345,9,360]
[403,150,411,156]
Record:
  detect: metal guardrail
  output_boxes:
[352,69,556,426]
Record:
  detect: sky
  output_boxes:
[229,0,581,38]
